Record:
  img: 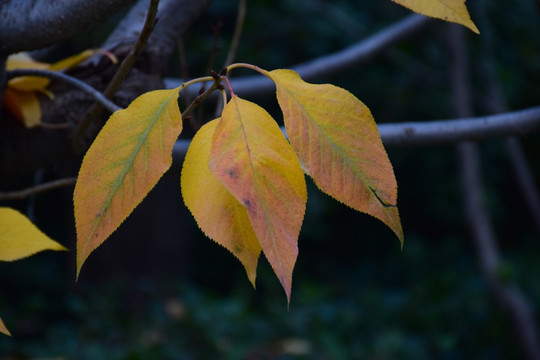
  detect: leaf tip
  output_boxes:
[0,318,11,337]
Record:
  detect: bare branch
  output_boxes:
[73,0,160,151]
[104,0,212,65]
[223,0,247,68]
[0,178,76,200]
[165,14,434,97]
[379,106,540,146]
[476,1,540,238]
[450,24,540,360]
[6,69,122,113]
[0,0,136,56]
[171,105,540,161]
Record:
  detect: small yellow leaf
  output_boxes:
[267,69,403,244]
[2,88,42,128]
[209,96,307,301]
[392,0,479,33]
[181,119,262,286]
[48,49,102,71]
[0,316,10,336]
[74,88,182,277]
[6,53,51,91]
[0,207,67,262]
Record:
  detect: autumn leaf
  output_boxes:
[74,88,182,277]
[392,0,479,33]
[209,96,307,301]
[3,50,111,128]
[1,88,42,128]
[266,69,403,244]
[0,316,10,336]
[0,207,67,261]
[181,119,262,286]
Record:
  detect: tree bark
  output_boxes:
[0,0,137,56]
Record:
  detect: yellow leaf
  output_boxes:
[0,316,10,336]
[4,50,105,126]
[2,88,42,128]
[48,49,103,71]
[0,207,67,262]
[6,53,50,92]
[267,69,403,244]
[74,88,182,277]
[392,0,479,33]
[181,119,262,286]
[209,96,307,301]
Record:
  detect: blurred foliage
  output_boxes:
[2,0,540,358]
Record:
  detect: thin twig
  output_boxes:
[0,56,6,112]
[6,69,121,113]
[0,177,77,201]
[73,0,160,151]
[450,24,540,360]
[475,0,540,237]
[505,137,540,234]
[223,0,247,68]
[181,79,222,119]
[165,14,434,97]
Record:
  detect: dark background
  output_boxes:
[1,0,540,358]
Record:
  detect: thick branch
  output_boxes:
[379,106,540,146]
[104,0,212,65]
[164,14,434,97]
[171,105,540,160]
[0,0,136,56]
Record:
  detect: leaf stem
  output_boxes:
[221,76,236,97]
[180,76,222,118]
[226,63,269,78]
[219,89,228,111]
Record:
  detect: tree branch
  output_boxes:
[104,0,212,67]
[171,105,540,161]
[165,14,434,97]
[0,177,76,200]
[223,0,247,68]
[378,106,540,146]
[73,0,160,151]
[450,24,540,360]
[6,69,121,113]
[0,0,137,56]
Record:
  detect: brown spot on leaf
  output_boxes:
[227,167,238,179]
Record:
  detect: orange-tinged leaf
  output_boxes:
[6,53,50,91]
[181,119,262,286]
[209,96,307,301]
[7,49,103,92]
[0,316,10,336]
[267,69,403,244]
[74,88,182,277]
[0,207,67,262]
[392,0,479,33]
[2,88,42,128]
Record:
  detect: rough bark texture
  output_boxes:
[0,0,211,185]
[104,0,212,70]
[0,0,137,56]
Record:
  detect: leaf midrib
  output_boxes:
[85,93,174,247]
